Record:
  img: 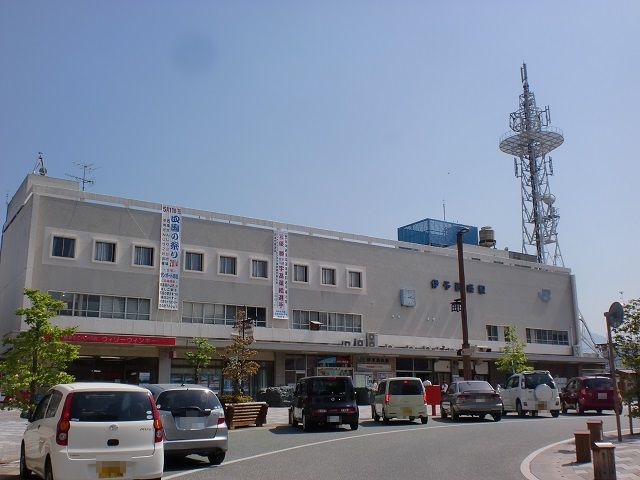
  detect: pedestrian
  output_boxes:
[440,382,448,394]
[422,379,432,388]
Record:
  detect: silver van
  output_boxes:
[372,377,428,424]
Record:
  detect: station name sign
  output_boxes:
[430,279,486,295]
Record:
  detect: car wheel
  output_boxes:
[440,403,448,419]
[492,412,502,422]
[208,450,226,465]
[516,400,526,418]
[302,413,314,431]
[596,410,602,415]
[577,403,585,415]
[44,458,54,480]
[350,422,359,430]
[531,410,538,417]
[551,410,560,418]
[289,409,298,427]
[409,416,415,422]
[617,405,623,415]
[420,416,428,424]
[561,401,567,414]
[19,443,32,479]
[382,408,390,424]
[372,405,380,422]
[451,409,460,422]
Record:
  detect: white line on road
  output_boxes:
[163,416,566,480]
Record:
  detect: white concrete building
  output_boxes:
[0,175,604,396]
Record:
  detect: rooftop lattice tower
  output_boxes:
[499,63,564,266]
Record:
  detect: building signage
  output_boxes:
[430,279,486,294]
[159,205,182,310]
[65,333,176,346]
[273,231,289,319]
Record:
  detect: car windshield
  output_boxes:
[523,373,556,389]
[308,378,350,396]
[389,379,423,395]
[457,381,494,393]
[156,389,220,411]
[583,378,613,389]
[69,391,150,422]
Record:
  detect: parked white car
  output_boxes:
[371,377,429,424]
[20,382,164,480]
[500,371,561,418]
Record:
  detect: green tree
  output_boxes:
[221,308,260,403]
[495,325,533,377]
[0,288,79,411]
[184,337,216,385]
[613,298,640,420]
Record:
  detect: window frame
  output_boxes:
[184,250,205,272]
[292,263,309,284]
[132,244,155,268]
[346,269,363,289]
[320,266,337,287]
[92,239,118,264]
[486,324,499,342]
[218,254,238,276]
[50,234,77,260]
[250,258,269,280]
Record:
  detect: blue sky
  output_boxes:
[1,1,638,337]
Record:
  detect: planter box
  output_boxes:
[224,402,269,429]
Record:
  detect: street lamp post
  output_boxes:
[456,227,473,381]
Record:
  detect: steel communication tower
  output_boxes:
[499,64,564,266]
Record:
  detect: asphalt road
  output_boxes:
[0,410,622,480]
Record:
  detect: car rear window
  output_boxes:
[523,373,556,389]
[583,378,613,389]
[69,391,151,422]
[457,381,494,393]
[389,380,423,395]
[156,389,220,411]
[308,378,351,396]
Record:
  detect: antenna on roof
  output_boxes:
[32,152,47,176]
[66,162,98,191]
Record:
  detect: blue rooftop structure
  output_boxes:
[397,218,478,248]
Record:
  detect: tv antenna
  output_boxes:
[32,152,47,176]
[66,162,97,191]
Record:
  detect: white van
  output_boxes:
[21,382,164,480]
[371,377,429,424]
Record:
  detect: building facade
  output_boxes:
[0,175,604,397]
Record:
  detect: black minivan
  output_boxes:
[288,376,359,431]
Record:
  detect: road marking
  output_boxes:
[163,416,566,479]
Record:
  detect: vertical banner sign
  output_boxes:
[159,205,182,310]
[273,231,289,319]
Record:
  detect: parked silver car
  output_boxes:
[440,380,503,422]
[143,384,228,465]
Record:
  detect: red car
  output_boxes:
[560,376,621,414]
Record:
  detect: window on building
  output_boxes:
[134,246,154,266]
[293,264,308,283]
[95,241,116,262]
[251,259,268,278]
[525,328,569,345]
[52,236,76,258]
[48,291,150,320]
[185,252,203,271]
[321,267,336,286]
[219,256,237,275]
[182,301,267,327]
[486,325,499,342]
[348,271,362,288]
[291,309,362,333]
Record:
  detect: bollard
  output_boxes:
[574,431,592,463]
[587,419,603,445]
[592,442,616,480]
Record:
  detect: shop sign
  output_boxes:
[272,231,289,319]
[65,333,176,346]
[357,363,392,371]
[159,205,182,310]
[318,356,350,366]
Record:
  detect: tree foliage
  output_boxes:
[613,298,640,419]
[0,288,79,411]
[495,325,533,376]
[184,337,216,385]
[221,309,260,402]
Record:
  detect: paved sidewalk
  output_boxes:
[526,430,640,480]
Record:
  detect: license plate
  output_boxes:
[537,402,545,409]
[598,393,607,400]
[327,415,340,423]
[402,407,412,415]
[97,461,125,478]
[475,398,484,403]
[178,417,205,430]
